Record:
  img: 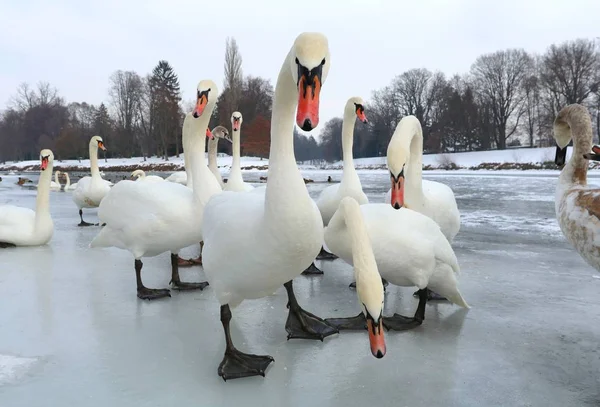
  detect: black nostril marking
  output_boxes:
[393,203,400,210]
[301,119,313,132]
[376,350,384,359]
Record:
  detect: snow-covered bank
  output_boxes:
[0,146,585,173]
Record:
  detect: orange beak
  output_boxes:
[206,128,214,139]
[232,118,240,131]
[98,141,106,151]
[296,69,322,131]
[356,108,368,124]
[193,94,208,118]
[40,156,49,171]
[367,318,386,359]
[390,172,405,209]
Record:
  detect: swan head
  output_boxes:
[40,149,54,171]
[90,136,106,151]
[231,111,243,132]
[130,169,145,180]
[346,97,368,124]
[553,111,574,167]
[211,125,231,143]
[358,289,386,359]
[192,80,219,119]
[386,143,408,209]
[290,32,330,131]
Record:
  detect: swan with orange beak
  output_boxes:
[341,197,386,358]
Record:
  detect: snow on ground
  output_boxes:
[0,147,571,173]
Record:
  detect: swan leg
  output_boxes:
[301,262,324,275]
[77,209,95,227]
[177,242,203,267]
[169,253,209,291]
[217,304,274,381]
[383,288,427,331]
[284,280,338,340]
[135,259,171,300]
[324,313,367,331]
[0,242,16,248]
[349,278,389,289]
[413,288,448,301]
[316,246,338,261]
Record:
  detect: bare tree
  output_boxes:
[471,49,534,149]
[223,37,243,119]
[108,70,144,156]
[521,74,541,147]
[540,39,600,108]
[10,81,60,112]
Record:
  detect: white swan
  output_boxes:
[72,136,112,226]
[207,125,232,188]
[63,172,78,191]
[554,104,600,273]
[90,80,221,300]
[131,169,165,183]
[224,112,254,192]
[0,149,54,247]
[384,116,460,242]
[50,170,61,190]
[316,97,369,224]
[201,32,337,380]
[328,197,386,358]
[303,97,369,269]
[324,134,469,332]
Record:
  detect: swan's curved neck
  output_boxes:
[37,162,53,218]
[207,137,219,172]
[560,122,593,187]
[341,199,376,275]
[54,172,60,185]
[396,120,425,202]
[231,128,242,178]
[64,173,70,188]
[265,50,311,215]
[89,144,101,179]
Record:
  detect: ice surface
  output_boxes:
[1,170,600,407]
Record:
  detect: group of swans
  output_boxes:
[6,32,600,383]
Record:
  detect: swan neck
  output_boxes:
[396,121,424,202]
[64,173,70,188]
[341,200,377,278]
[89,144,100,179]
[232,128,241,174]
[186,110,214,198]
[341,110,356,168]
[208,137,219,171]
[558,108,593,187]
[265,49,309,213]
[36,162,53,216]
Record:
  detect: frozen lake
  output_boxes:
[1,170,599,407]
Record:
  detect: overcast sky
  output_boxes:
[1,0,599,138]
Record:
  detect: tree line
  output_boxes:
[1,37,599,164]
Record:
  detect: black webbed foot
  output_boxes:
[324,313,367,331]
[171,281,209,291]
[218,349,274,381]
[301,262,323,275]
[284,281,338,340]
[137,287,171,300]
[316,247,338,260]
[413,288,447,301]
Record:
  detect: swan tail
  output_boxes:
[445,289,470,309]
[90,227,112,248]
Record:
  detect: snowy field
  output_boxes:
[1,169,600,406]
[0,146,575,173]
